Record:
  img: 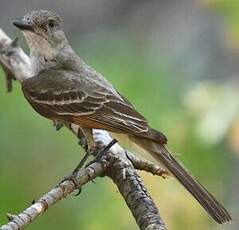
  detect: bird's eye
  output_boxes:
[48,19,55,28]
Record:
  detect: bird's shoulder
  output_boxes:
[22,69,82,93]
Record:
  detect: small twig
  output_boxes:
[126,151,170,178]
[0,29,31,83]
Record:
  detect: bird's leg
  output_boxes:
[59,149,91,195]
[64,139,118,196]
[85,139,118,168]
[77,127,88,151]
[71,150,91,175]
[59,128,95,194]
[60,127,117,195]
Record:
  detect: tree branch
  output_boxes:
[0,28,167,230]
[1,161,108,230]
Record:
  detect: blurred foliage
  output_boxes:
[0,2,238,229]
[204,0,239,49]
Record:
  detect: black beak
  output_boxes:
[12,20,34,32]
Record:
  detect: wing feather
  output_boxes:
[22,69,157,138]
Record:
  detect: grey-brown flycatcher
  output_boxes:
[12,10,231,224]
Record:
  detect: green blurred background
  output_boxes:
[0,0,238,229]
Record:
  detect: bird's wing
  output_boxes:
[22,69,152,136]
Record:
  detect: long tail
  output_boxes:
[130,135,231,224]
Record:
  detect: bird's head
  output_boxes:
[12,10,67,58]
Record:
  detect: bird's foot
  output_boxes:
[59,139,117,195]
[59,146,99,196]
[59,173,82,196]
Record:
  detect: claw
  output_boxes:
[74,188,82,196]
[59,174,83,196]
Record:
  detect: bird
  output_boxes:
[12,10,231,224]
